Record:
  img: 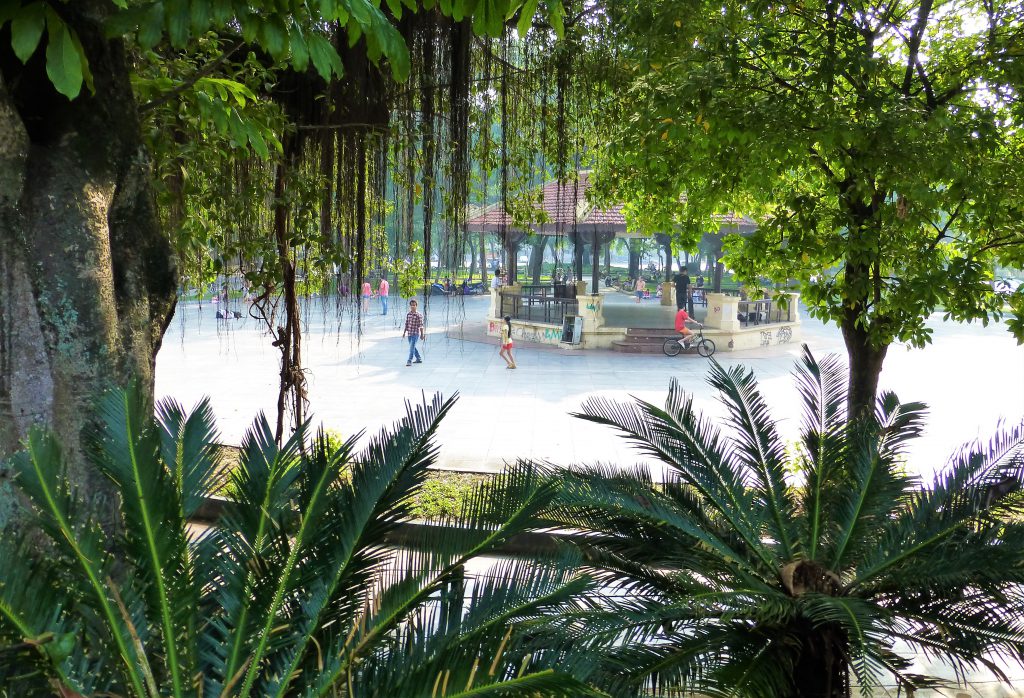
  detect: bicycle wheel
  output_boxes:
[697,338,716,357]
[663,338,682,357]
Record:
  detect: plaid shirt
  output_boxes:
[403,310,424,337]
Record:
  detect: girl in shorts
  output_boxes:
[499,315,516,369]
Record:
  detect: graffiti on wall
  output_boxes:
[491,321,561,344]
[756,326,794,347]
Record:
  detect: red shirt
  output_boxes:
[674,308,689,333]
[362,282,372,297]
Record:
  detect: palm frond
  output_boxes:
[792,345,849,560]
[7,428,151,697]
[155,395,220,519]
[90,383,193,696]
[706,360,800,558]
[574,382,780,575]
[213,413,307,691]
[850,422,1024,590]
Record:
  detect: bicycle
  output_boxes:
[663,322,716,358]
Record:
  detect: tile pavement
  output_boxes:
[156,291,1024,478]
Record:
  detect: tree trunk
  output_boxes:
[479,232,488,284]
[528,236,547,284]
[791,625,849,698]
[467,238,477,281]
[0,3,176,528]
[627,241,640,280]
[841,260,888,417]
[573,234,584,281]
[604,244,611,275]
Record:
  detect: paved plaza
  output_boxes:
[156,290,1024,479]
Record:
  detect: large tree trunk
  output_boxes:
[841,260,888,417]
[528,235,547,284]
[0,3,176,527]
[627,241,640,280]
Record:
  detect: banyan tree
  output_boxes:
[0,0,606,519]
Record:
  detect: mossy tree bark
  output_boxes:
[0,1,176,527]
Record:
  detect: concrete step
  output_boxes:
[625,327,678,339]
[611,340,667,354]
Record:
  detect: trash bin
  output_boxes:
[553,282,566,299]
[561,315,583,345]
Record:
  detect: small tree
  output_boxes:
[559,348,1024,697]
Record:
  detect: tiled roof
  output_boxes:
[465,171,756,234]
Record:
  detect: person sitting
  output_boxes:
[674,307,694,346]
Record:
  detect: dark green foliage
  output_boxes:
[557,346,1024,697]
[0,385,600,697]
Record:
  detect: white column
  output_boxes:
[705,292,741,331]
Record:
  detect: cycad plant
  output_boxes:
[0,385,600,697]
[558,347,1024,697]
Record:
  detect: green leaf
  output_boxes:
[308,33,344,80]
[44,16,84,99]
[288,24,309,72]
[384,0,403,20]
[165,0,189,47]
[189,0,211,32]
[547,0,564,38]
[67,26,94,94]
[11,2,46,64]
[211,0,233,24]
[259,18,287,58]
[137,2,165,49]
[517,0,538,38]
[247,124,270,159]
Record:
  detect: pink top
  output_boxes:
[379,279,389,296]
[362,282,371,297]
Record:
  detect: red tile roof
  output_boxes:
[465,171,756,235]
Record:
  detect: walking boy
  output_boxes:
[402,299,425,366]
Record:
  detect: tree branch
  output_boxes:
[139,40,245,115]
[902,0,933,97]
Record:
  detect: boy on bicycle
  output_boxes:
[674,307,694,346]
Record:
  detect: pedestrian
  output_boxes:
[498,315,516,369]
[635,276,646,303]
[401,299,425,366]
[378,276,389,315]
[673,268,691,311]
[361,279,372,313]
[491,269,503,292]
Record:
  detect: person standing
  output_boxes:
[378,276,390,315]
[402,299,425,366]
[634,276,646,303]
[361,279,372,313]
[673,269,691,312]
[498,315,516,369]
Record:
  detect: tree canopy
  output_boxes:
[590,0,1024,411]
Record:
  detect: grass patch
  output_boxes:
[211,445,489,520]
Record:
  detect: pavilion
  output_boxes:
[464,171,757,295]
